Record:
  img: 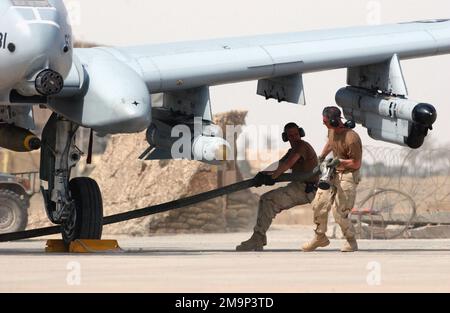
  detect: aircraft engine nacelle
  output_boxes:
[47,53,152,135]
[146,118,230,164]
[335,87,437,149]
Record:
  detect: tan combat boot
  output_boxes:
[341,237,358,252]
[302,233,330,252]
[236,232,267,251]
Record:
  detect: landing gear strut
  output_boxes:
[40,114,103,245]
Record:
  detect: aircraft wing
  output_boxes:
[48,19,447,152]
[113,19,450,96]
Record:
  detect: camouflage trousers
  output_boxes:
[312,170,361,239]
[254,182,316,235]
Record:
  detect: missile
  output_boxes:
[335,87,438,149]
[335,87,437,127]
[0,124,41,152]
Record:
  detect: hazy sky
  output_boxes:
[65,0,450,153]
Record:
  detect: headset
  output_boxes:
[323,107,356,129]
[329,116,356,129]
[329,117,340,128]
[282,123,305,142]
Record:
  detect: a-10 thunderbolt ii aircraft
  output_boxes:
[0,0,448,244]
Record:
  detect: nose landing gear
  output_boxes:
[40,114,103,246]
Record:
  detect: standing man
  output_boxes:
[302,106,362,252]
[236,122,319,251]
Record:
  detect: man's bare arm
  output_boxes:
[319,141,333,160]
[261,152,290,175]
[271,153,301,179]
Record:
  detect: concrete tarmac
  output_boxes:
[0,226,449,292]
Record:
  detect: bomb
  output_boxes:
[0,124,41,152]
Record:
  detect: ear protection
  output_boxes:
[329,117,340,128]
[344,120,356,129]
[329,116,356,129]
[282,123,305,142]
[322,107,348,128]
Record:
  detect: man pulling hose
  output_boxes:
[236,123,319,251]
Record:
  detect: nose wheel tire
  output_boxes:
[62,177,103,245]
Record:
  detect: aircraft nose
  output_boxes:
[0,4,72,96]
[15,6,72,74]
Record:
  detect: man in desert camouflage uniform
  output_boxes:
[236,122,319,251]
[303,106,362,253]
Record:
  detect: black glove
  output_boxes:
[304,182,317,194]
[264,174,276,186]
[254,172,276,187]
[254,172,265,187]
[326,157,341,168]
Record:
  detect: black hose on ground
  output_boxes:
[0,169,319,242]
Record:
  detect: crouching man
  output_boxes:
[236,122,319,251]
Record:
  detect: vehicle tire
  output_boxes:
[0,189,28,234]
[62,177,103,245]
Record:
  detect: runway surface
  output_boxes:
[0,226,449,292]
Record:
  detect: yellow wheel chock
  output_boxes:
[45,239,122,253]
